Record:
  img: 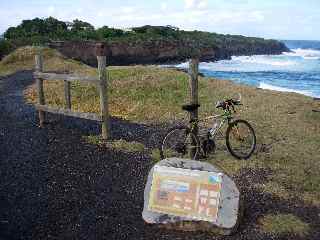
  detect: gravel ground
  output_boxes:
[0,71,319,240]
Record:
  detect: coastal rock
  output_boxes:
[48,39,289,66]
[142,158,242,235]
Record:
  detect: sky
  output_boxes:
[1,0,320,40]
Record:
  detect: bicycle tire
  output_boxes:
[160,126,200,160]
[226,119,256,159]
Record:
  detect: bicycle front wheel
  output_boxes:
[226,119,256,159]
[160,126,200,160]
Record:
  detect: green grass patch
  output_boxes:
[82,135,145,153]
[109,139,146,153]
[83,135,103,145]
[259,214,310,237]
[151,148,161,163]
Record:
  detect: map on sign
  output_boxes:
[148,165,223,223]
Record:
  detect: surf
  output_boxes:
[258,82,318,98]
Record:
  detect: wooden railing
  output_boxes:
[34,51,110,139]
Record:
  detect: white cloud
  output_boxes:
[185,0,208,9]
[161,3,168,11]
[197,0,208,9]
[47,6,55,15]
[185,0,195,9]
[122,7,135,14]
[76,8,83,14]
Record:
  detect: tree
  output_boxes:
[71,19,95,32]
[0,39,14,59]
[96,26,124,39]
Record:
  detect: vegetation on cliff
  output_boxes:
[0,17,288,61]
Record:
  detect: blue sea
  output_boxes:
[177,40,320,98]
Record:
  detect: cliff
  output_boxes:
[49,38,289,66]
[49,40,289,66]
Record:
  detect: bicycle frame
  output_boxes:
[161,94,256,160]
[190,108,234,143]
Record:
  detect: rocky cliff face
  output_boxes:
[49,39,289,66]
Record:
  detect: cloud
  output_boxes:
[121,7,135,14]
[47,6,55,14]
[184,0,208,9]
[197,0,208,9]
[184,0,195,9]
[161,3,168,11]
[207,10,265,24]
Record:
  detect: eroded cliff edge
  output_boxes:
[49,38,289,66]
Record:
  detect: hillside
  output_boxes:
[0,17,289,65]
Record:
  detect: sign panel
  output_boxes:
[148,165,223,223]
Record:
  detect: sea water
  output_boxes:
[176,40,320,98]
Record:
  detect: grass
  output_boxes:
[1,46,320,230]
[0,46,92,76]
[82,135,104,145]
[151,148,162,163]
[259,214,310,237]
[108,139,146,153]
[82,135,146,153]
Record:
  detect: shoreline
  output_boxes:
[163,46,320,99]
[162,65,320,100]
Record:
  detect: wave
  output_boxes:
[284,48,320,60]
[258,82,318,97]
[231,55,296,66]
[175,48,320,71]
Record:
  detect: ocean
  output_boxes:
[176,40,320,98]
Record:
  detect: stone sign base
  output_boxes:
[142,158,243,235]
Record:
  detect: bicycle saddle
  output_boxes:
[215,100,226,109]
[182,104,200,112]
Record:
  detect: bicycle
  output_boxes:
[160,94,256,160]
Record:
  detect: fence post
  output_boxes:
[189,58,199,158]
[35,48,45,127]
[97,55,110,140]
[64,81,71,109]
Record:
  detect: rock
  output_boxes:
[142,158,242,235]
[49,39,289,66]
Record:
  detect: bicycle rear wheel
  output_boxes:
[160,126,200,160]
[226,119,256,159]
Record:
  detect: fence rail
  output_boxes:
[34,49,110,139]
[33,72,100,84]
[34,104,102,122]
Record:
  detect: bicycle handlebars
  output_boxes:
[216,98,242,113]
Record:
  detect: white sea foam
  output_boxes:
[175,62,189,68]
[284,48,320,60]
[174,49,319,72]
[258,82,318,97]
[231,55,296,66]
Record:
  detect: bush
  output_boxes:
[0,40,14,60]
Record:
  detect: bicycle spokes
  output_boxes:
[227,120,256,159]
[161,128,199,159]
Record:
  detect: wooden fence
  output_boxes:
[189,58,199,136]
[33,45,200,142]
[33,50,110,139]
